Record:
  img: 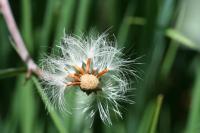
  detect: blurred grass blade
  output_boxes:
[150,95,164,133]
[0,67,26,79]
[20,1,36,131]
[137,99,155,133]
[17,76,36,133]
[186,59,200,133]
[21,0,33,52]
[3,75,37,133]
[127,17,146,26]
[138,95,164,133]
[117,0,136,47]
[165,29,200,51]
[107,0,117,27]
[74,0,92,34]
[38,0,60,55]
[53,0,76,47]
[160,0,186,79]
[159,106,171,133]
[160,41,178,79]
[0,17,11,67]
[32,76,67,133]
[3,76,23,133]
[134,0,173,131]
[35,121,45,133]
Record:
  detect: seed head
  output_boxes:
[40,32,138,125]
[80,74,99,90]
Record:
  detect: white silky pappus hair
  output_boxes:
[40,32,138,125]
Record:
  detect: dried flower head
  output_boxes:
[40,32,138,125]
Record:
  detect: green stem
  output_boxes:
[0,67,26,79]
[186,60,200,133]
[160,40,178,79]
[150,94,164,133]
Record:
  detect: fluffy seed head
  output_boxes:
[40,32,139,125]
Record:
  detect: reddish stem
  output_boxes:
[96,68,109,78]
[0,0,40,77]
[86,58,91,73]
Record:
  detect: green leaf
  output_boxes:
[165,29,200,51]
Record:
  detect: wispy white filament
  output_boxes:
[40,32,138,125]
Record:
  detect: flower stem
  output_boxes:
[0,67,26,79]
[150,94,164,133]
[0,0,40,77]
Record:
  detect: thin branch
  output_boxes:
[0,0,41,77]
[0,67,26,79]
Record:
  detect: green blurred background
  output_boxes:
[1,0,200,132]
